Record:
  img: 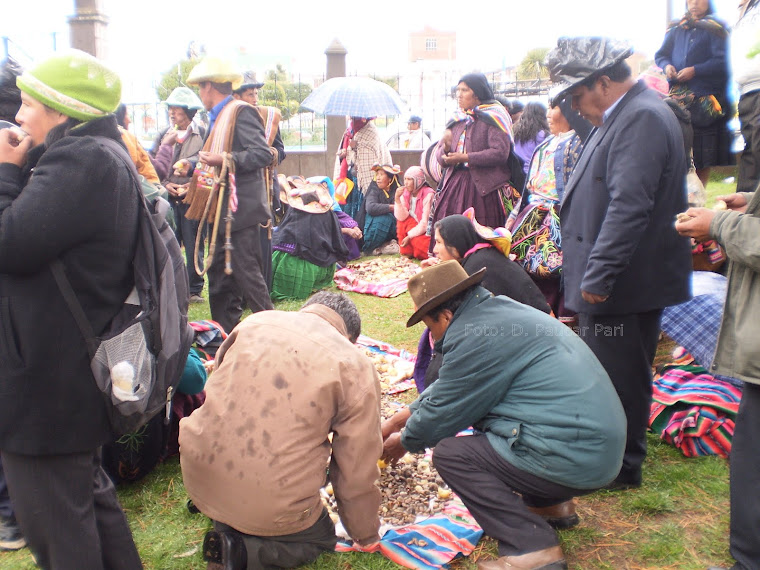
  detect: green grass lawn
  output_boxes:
[0,171,739,568]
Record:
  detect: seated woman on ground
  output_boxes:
[270,177,349,300]
[394,166,434,260]
[424,214,550,313]
[409,213,551,394]
[359,163,401,256]
[307,175,362,261]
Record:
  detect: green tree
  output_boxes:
[257,65,313,121]
[517,48,550,80]
[260,80,298,120]
[266,63,288,82]
[285,82,312,105]
[156,59,200,102]
[374,76,399,90]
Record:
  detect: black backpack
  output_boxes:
[51,137,194,436]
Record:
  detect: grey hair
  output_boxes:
[302,292,361,343]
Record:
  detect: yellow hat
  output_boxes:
[186,56,243,91]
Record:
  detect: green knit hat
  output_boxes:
[16,49,121,122]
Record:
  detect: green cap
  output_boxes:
[163,87,203,110]
[16,49,121,122]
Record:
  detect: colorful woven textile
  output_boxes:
[189,320,228,361]
[357,335,416,394]
[357,335,415,362]
[189,320,228,346]
[509,203,562,278]
[449,103,514,139]
[335,498,484,570]
[650,359,742,457]
[334,259,421,298]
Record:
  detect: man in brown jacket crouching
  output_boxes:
[180,292,382,569]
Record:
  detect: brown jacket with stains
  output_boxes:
[179,305,382,542]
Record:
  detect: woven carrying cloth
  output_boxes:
[184,99,248,222]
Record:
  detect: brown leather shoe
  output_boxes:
[477,545,567,569]
[526,500,580,530]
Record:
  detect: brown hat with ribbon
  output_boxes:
[406,261,486,327]
[278,174,334,214]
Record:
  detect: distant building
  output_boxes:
[408,27,456,62]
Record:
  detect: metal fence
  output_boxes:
[126,70,552,152]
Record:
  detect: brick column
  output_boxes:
[68,0,109,58]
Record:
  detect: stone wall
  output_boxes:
[278,149,426,179]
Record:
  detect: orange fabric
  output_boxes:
[119,127,160,184]
[397,217,430,260]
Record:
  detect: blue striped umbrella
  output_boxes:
[300,76,405,117]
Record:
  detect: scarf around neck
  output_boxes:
[447,101,514,142]
[669,13,728,38]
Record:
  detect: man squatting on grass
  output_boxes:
[382,261,626,570]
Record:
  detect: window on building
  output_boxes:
[425,38,437,51]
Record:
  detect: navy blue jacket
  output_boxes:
[560,81,692,315]
[655,19,729,98]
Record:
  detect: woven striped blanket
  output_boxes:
[335,499,483,570]
[649,361,743,458]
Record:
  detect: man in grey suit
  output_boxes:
[546,37,692,490]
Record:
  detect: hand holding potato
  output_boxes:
[381,432,407,465]
[675,207,715,242]
[716,193,748,213]
[173,159,191,177]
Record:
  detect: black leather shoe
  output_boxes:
[602,474,641,491]
[187,499,201,515]
[203,531,247,570]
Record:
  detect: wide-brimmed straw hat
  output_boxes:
[186,56,244,90]
[462,207,512,255]
[371,163,401,176]
[406,261,486,327]
[277,174,334,214]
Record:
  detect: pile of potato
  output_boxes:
[321,352,453,527]
[347,257,421,283]
[362,348,414,392]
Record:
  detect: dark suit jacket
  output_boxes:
[560,80,692,315]
[215,104,274,232]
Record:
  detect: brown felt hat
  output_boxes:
[406,261,486,327]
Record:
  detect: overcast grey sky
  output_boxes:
[1,0,740,102]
